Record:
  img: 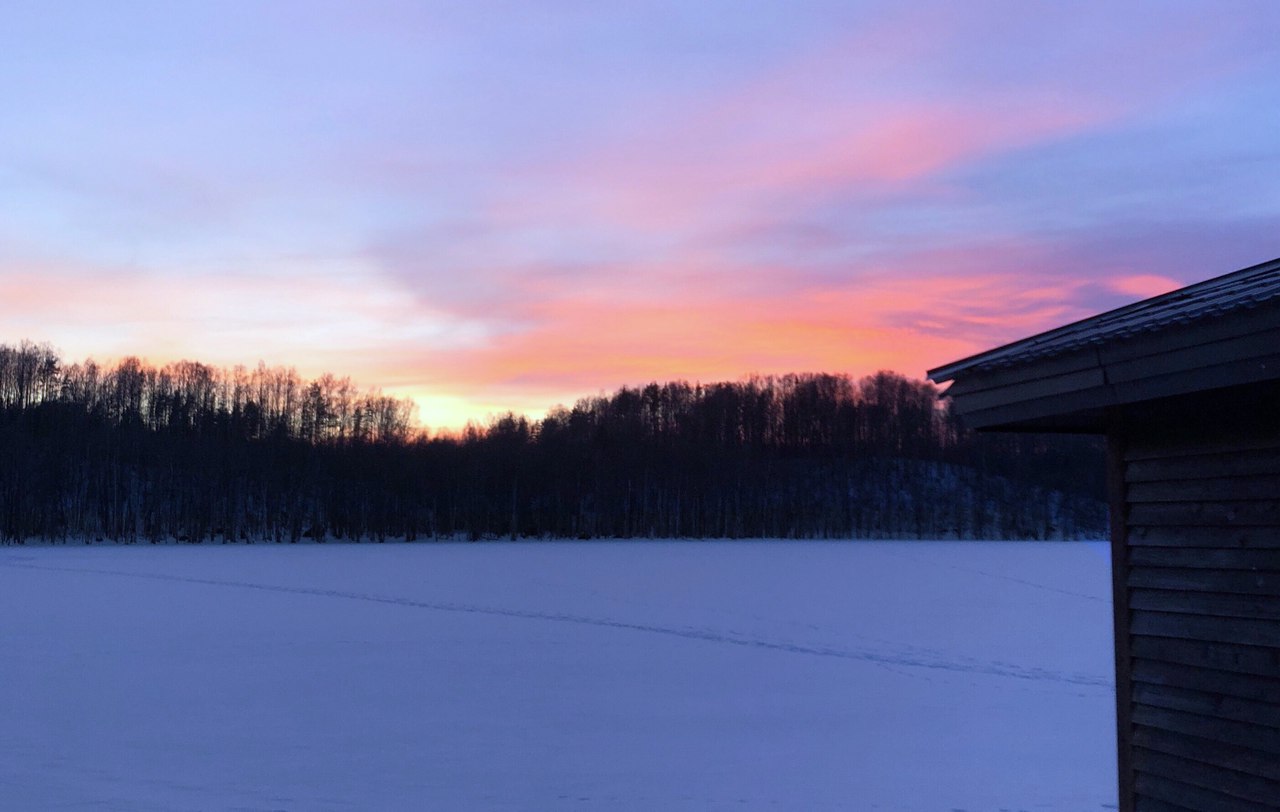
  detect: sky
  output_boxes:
[3,1,1279,429]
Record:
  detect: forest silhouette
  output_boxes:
[0,340,1105,543]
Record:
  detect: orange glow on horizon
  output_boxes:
[0,248,1173,431]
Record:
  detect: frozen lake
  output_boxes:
[1,541,1117,811]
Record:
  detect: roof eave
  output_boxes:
[928,256,1280,384]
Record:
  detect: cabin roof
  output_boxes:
[928,256,1280,383]
[927,257,1280,432]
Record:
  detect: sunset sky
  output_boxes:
[3,1,1279,429]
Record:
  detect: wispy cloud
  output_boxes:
[1105,274,1184,300]
[2,0,1278,427]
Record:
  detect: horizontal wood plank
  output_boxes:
[1126,429,1280,464]
[1130,637,1280,678]
[947,367,1106,413]
[1100,303,1280,368]
[1133,704,1280,755]
[1128,547,1280,571]
[1135,771,1275,812]
[940,347,1101,397]
[1129,526,1280,549]
[1128,567,1280,595]
[1107,328,1280,386]
[1133,746,1280,805]
[1134,798,1196,812]
[958,384,1114,430]
[1131,610,1280,648]
[1128,476,1280,504]
[1127,450,1280,483]
[1128,500,1280,527]
[1134,723,1280,781]
[1132,659,1280,705]
[1129,588,1280,620]
[1133,681,1280,729]
[1112,352,1280,419]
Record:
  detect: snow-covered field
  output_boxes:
[1,541,1116,811]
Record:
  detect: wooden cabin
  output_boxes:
[928,257,1280,811]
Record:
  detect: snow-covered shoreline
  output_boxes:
[1,533,1107,546]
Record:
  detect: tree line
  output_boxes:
[0,340,1106,543]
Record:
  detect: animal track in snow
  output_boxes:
[2,558,1110,689]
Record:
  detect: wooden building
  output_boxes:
[927,257,1280,811]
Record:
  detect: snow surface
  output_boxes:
[1,540,1117,811]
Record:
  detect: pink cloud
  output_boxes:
[1106,273,1182,299]
[539,98,1105,237]
[388,246,1104,417]
[0,238,1210,432]
[470,13,1118,243]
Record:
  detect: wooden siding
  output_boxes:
[1109,426,1137,810]
[941,301,1280,431]
[1120,426,1280,811]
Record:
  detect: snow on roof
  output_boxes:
[928,256,1280,382]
